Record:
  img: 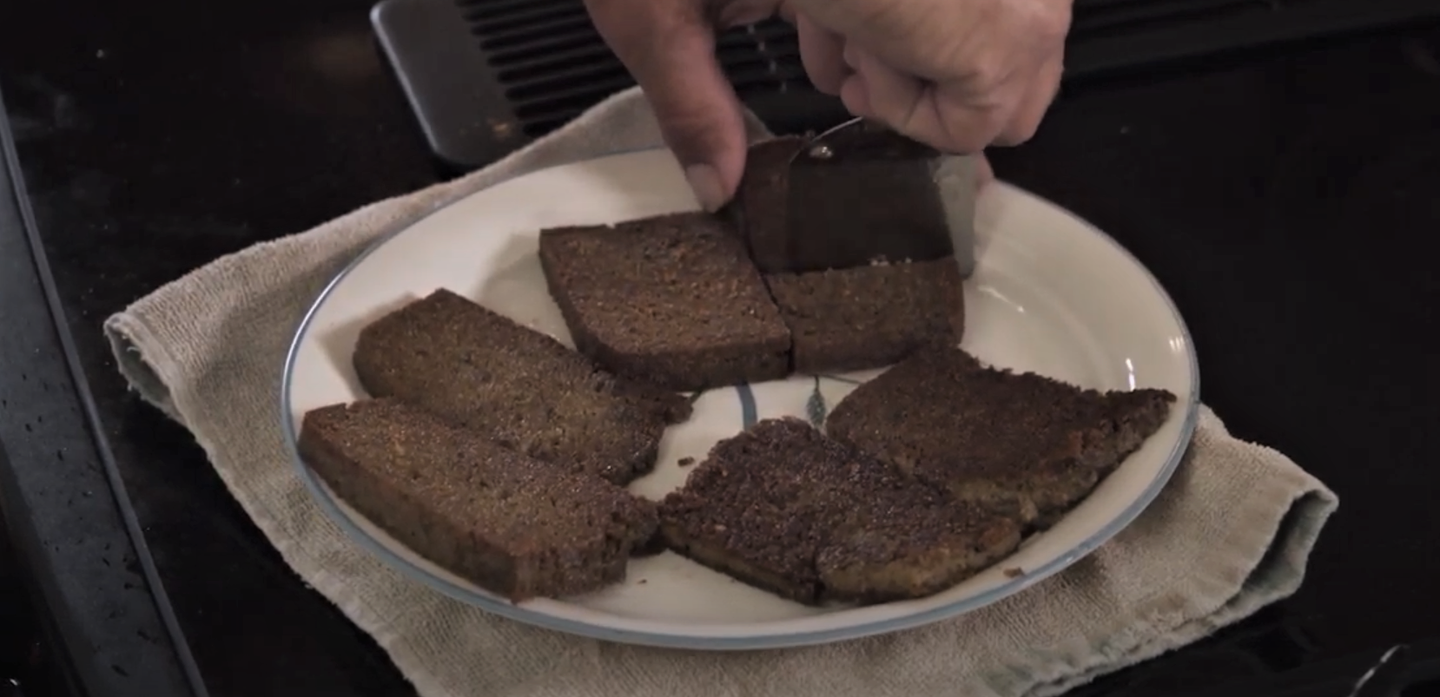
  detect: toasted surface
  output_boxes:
[826,346,1177,525]
[298,399,658,601]
[539,212,791,391]
[765,259,966,374]
[658,418,1024,605]
[728,135,956,275]
[725,136,805,274]
[352,289,690,485]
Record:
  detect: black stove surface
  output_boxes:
[1,2,1438,696]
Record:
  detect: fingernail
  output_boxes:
[684,164,725,213]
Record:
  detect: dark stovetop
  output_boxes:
[1,0,1438,695]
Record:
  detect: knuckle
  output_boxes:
[996,122,1038,146]
[980,115,1012,147]
[965,55,1010,95]
[997,110,1045,145]
[1033,13,1071,45]
[1024,1,1073,45]
[943,112,1005,153]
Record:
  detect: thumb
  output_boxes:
[586,0,749,212]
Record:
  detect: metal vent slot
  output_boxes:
[460,2,584,26]
[723,20,812,97]
[457,0,567,18]
[493,45,616,82]
[466,4,590,34]
[472,11,812,136]
[726,62,809,88]
[507,65,632,103]
[475,17,596,50]
[720,23,802,61]
[486,33,605,67]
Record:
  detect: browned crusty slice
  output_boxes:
[725,135,956,275]
[352,289,690,486]
[538,212,792,392]
[724,136,805,272]
[764,258,966,375]
[658,418,1024,605]
[826,346,1177,526]
[298,399,658,601]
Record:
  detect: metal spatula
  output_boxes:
[777,118,978,278]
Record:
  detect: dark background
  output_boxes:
[1,1,1438,695]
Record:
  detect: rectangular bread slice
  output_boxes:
[352,289,691,486]
[726,135,956,275]
[538,212,792,392]
[764,258,966,375]
[826,346,1177,527]
[658,418,1024,605]
[298,399,658,601]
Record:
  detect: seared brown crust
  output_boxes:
[298,399,658,601]
[538,212,792,391]
[351,289,690,485]
[723,136,806,272]
[727,134,956,274]
[826,346,1177,526]
[764,259,966,374]
[658,418,1024,605]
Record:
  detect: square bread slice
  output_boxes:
[298,399,658,601]
[826,346,1177,526]
[764,258,966,375]
[539,212,792,391]
[726,135,956,276]
[352,289,690,485]
[658,418,1024,605]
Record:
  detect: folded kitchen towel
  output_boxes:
[103,87,1338,697]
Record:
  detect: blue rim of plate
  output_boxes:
[279,147,1202,651]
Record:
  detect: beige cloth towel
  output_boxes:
[104,87,1337,697]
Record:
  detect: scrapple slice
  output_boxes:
[725,136,805,272]
[539,211,791,391]
[726,135,957,275]
[298,399,658,601]
[658,418,1024,605]
[826,346,1178,526]
[352,289,691,485]
[764,258,966,374]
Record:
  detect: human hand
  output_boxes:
[583,0,1066,211]
[795,0,1070,156]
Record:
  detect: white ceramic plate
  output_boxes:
[282,148,1199,650]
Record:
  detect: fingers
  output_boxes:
[837,44,1060,153]
[792,0,1071,152]
[992,50,1064,146]
[789,0,942,73]
[775,0,797,23]
[837,45,909,126]
[709,0,783,28]
[838,46,996,153]
[584,0,750,211]
[796,14,848,95]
